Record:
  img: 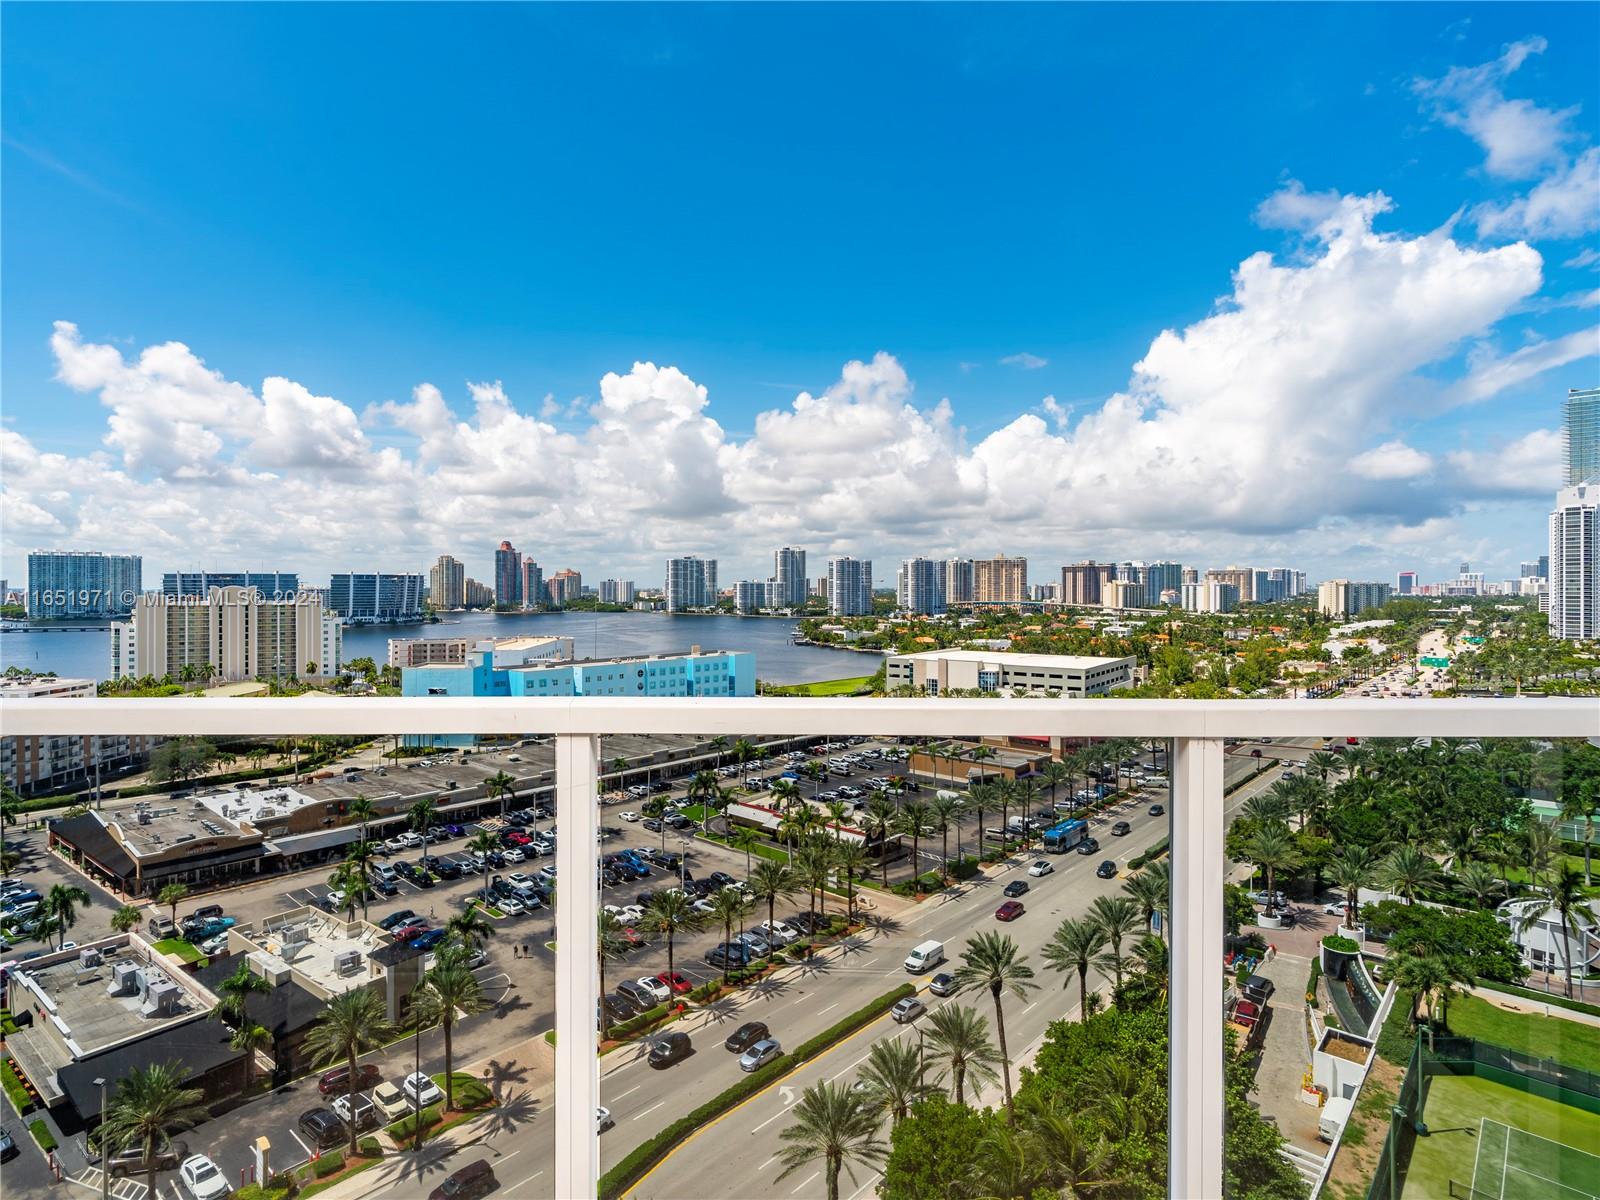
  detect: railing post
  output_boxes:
[555,733,600,1200]
[1169,736,1224,1199]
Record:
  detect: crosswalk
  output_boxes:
[67,1166,148,1200]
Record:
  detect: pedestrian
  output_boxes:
[429,904,435,918]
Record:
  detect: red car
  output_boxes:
[391,921,429,941]
[503,831,531,846]
[995,901,1026,922]
[317,1062,381,1096]
[656,971,692,994]
[619,927,644,946]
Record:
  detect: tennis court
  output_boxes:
[1458,1117,1600,1200]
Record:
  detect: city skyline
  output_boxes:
[4,8,1598,588]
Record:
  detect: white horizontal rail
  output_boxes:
[2,695,1595,738]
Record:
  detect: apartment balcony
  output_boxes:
[2,695,1595,1200]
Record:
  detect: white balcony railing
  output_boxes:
[5,696,1595,1200]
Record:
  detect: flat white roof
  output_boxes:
[889,649,1132,669]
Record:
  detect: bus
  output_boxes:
[1042,818,1088,853]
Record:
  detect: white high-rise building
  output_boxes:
[827,557,873,616]
[897,558,945,615]
[598,579,635,605]
[111,587,342,682]
[944,558,974,607]
[1549,482,1598,641]
[772,547,808,608]
[1182,581,1238,613]
[664,556,718,612]
[734,580,770,614]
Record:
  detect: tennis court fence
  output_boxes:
[1366,1031,1600,1200]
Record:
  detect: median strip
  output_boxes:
[601,981,916,1200]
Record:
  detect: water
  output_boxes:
[0,611,876,685]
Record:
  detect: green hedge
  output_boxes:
[436,1073,494,1110]
[234,1175,296,1200]
[598,982,916,1200]
[1478,980,1600,1018]
[357,1136,382,1157]
[28,1119,57,1151]
[309,1150,345,1179]
[1306,958,1322,1008]
[607,1001,672,1039]
[385,1100,443,1140]
[1129,839,1170,870]
[1322,934,1360,953]
[2,1057,34,1114]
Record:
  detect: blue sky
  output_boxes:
[2,3,1597,589]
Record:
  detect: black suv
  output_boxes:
[298,1108,345,1149]
[724,1021,769,1053]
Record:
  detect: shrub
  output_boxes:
[386,1100,443,1140]
[357,1136,382,1158]
[1322,934,1360,953]
[310,1151,345,1179]
[598,982,916,1200]
[28,1119,57,1151]
[1306,958,1322,1007]
[437,1073,493,1110]
[234,1180,296,1200]
[607,1002,670,1040]
[1,1057,34,1114]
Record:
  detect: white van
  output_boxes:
[904,940,945,973]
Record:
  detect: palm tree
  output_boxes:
[156,882,190,934]
[597,911,632,1038]
[1305,750,1343,783]
[1240,823,1299,903]
[832,841,870,919]
[444,907,494,952]
[895,801,935,892]
[707,887,751,983]
[1043,917,1107,1020]
[964,1121,1055,1200]
[929,791,962,881]
[708,735,729,771]
[1086,895,1141,995]
[749,860,797,934]
[953,931,1036,1120]
[346,794,378,840]
[730,826,762,876]
[1516,864,1590,998]
[484,770,516,820]
[328,861,369,922]
[1039,760,1070,810]
[924,1003,1001,1106]
[342,839,380,917]
[231,1022,274,1088]
[100,1063,209,1200]
[642,889,701,983]
[211,958,272,1026]
[860,798,897,887]
[413,947,489,1114]
[1381,845,1442,905]
[1122,867,1168,943]
[795,838,835,925]
[1241,791,1291,827]
[855,1038,937,1126]
[304,988,393,1157]
[1022,1103,1114,1197]
[407,797,438,845]
[42,882,90,948]
[1560,774,1597,886]
[1329,845,1380,927]
[773,1080,886,1200]
[1454,860,1504,909]
[110,904,142,933]
[466,829,501,901]
[769,778,802,813]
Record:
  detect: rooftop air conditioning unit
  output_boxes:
[137,810,152,825]
[78,948,103,970]
[333,949,363,975]
[143,980,182,1017]
[107,961,141,997]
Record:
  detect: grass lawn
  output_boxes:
[698,830,789,865]
[764,676,873,696]
[151,937,205,964]
[1447,993,1600,1075]
[1400,1073,1600,1200]
[1500,857,1599,896]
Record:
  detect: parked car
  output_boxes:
[648,1031,692,1068]
[656,971,692,994]
[179,1154,231,1200]
[401,1071,444,1108]
[371,1080,411,1121]
[331,1093,379,1131]
[297,1108,345,1150]
[0,1126,15,1163]
[890,996,926,1024]
[724,1021,770,1053]
[758,919,799,946]
[996,900,1026,921]
[739,1038,783,1072]
[618,979,659,1010]
[1096,860,1118,879]
[705,942,752,969]
[318,1063,381,1095]
[1027,859,1054,877]
[929,972,959,997]
[1002,880,1029,898]
[108,1143,187,1177]
[427,1160,497,1200]
[378,910,417,931]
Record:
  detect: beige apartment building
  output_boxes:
[972,553,1027,605]
[428,554,466,609]
[0,675,160,796]
[1205,566,1255,602]
[111,586,342,682]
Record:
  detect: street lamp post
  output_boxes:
[94,1076,108,1200]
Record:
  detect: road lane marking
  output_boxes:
[634,1100,665,1120]
[792,1172,820,1194]
[509,1170,545,1192]
[612,1084,641,1101]
[847,1172,881,1200]
[815,1002,838,1017]
[829,1052,872,1082]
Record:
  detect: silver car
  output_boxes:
[738,1038,782,1072]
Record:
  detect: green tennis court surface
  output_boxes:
[1464,1118,1600,1200]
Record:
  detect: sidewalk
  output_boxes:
[1468,983,1600,1028]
